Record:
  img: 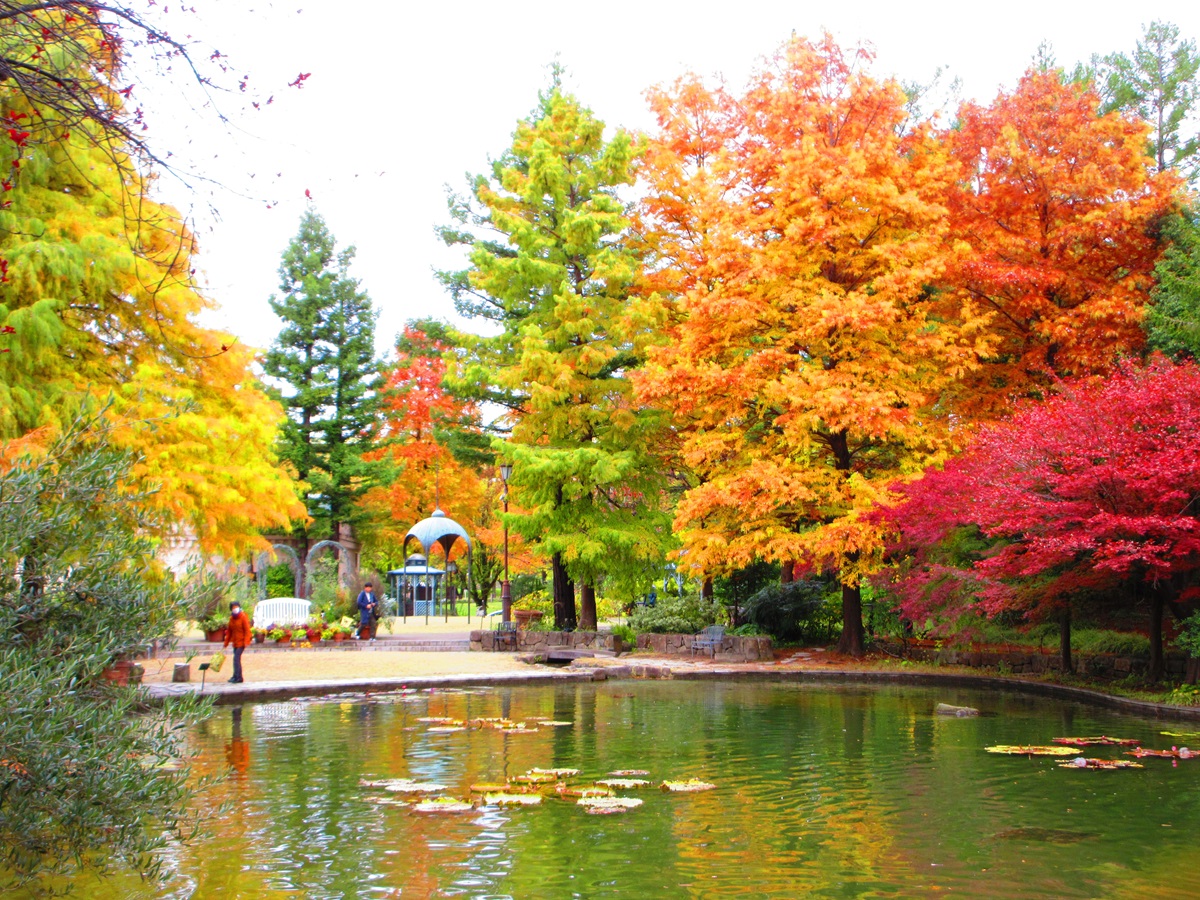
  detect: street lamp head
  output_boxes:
[499,462,513,482]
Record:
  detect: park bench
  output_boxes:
[253,597,312,627]
[690,625,725,658]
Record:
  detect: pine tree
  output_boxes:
[264,207,382,542]
[439,79,675,629]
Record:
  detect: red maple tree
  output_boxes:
[879,358,1200,681]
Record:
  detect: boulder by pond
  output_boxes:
[935,703,980,717]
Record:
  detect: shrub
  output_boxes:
[629,592,719,634]
[610,624,636,646]
[1073,629,1151,657]
[742,580,840,643]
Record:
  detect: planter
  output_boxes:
[513,609,544,630]
[254,634,265,644]
[333,632,347,642]
[203,627,227,643]
[102,659,145,687]
[172,663,191,683]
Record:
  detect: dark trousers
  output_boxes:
[232,645,244,682]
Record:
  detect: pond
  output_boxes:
[64,681,1200,898]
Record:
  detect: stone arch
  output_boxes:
[304,540,354,596]
[255,544,302,603]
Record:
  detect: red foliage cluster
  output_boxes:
[879,358,1200,624]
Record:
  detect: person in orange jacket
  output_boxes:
[223,601,252,683]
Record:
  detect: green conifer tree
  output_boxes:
[264,207,382,544]
[439,79,675,629]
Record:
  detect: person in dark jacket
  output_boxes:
[356,583,378,641]
[223,601,253,683]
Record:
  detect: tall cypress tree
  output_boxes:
[439,80,675,629]
[264,207,382,543]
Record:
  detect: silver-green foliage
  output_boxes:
[0,423,210,891]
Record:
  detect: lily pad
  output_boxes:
[416,717,463,725]
[532,720,573,727]
[1127,747,1196,759]
[412,796,475,813]
[1052,736,1141,748]
[427,726,467,733]
[513,771,556,784]
[499,726,540,735]
[661,779,717,792]
[584,805,628,815]
[484,792,543,807]
[468,782,515,793]
[529,767,580,778]
[1058,757,1143,769]
[608,769,650,777]
[984,745,1079,757]
[359,778,448,793]
[597,778,651,789]
[554,784,614,799]
[578,796,643,811]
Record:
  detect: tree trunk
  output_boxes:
[838,581,865,656]
[1059,606,1073,674]
[579,584,597,631]
[1149,589,1165,684]
[702,577,713,603]
[552,552,577,631]
[780,561,795,584]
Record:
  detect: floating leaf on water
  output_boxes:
[608,769,650,777]
[484,792,543,807]
[412,796,475,813]
[578,796,643,811]
[513,772,556,784]
[359,778,448,793]
[661,779,716,792]
[469,782,515,793]
[1161,731,1200,738]
[1052,736,1141,748]
[1058,757,1143,769]
[529,767,579,778]
[362,795,409,807]
[556,784,614,799]
[597,778,651,789]
[427,726,467,733]
[984,745,1079,757]
[585,805,628,815]
[499,727,539,735]
[1127,747,1196,759]
[416,717,463,725]
[532,720,573,727]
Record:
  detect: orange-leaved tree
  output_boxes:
[635,35,992,654]
[942,68,1179,417]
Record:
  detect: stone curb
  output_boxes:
[144,662,1200,721]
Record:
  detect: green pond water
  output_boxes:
[64,681,1200,898]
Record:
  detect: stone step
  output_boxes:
[162,639,471,655]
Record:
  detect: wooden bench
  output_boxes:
[253,597,313,627]
[690,625,725,657]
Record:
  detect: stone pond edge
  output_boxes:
[144,665,1200,721]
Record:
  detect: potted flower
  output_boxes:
[332,623,349,641]
[252,627,267,644]
[199,613,228,643]
[305,624,323,643]
[321,626,334,641]
[269,626,286,643]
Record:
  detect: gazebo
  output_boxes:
[388,508,471,621]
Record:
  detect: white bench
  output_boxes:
[253,597,313,627]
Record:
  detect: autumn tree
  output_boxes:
[879,358,1200,682]
[359,326,487,573]
[942,69,1178,416]
[439,78,674,629]
[635,35,988,654]
[0,9,303,557]
[264,207,382,547]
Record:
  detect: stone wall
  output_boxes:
[636,633,773,662]
[470,629,628,654]
[884,642,1192,679]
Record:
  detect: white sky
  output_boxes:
[135,0,1200,357]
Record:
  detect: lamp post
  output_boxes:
[499,462,512,624]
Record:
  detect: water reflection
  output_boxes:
[26,682,1200,899]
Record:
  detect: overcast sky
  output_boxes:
[138,1,1200,357]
